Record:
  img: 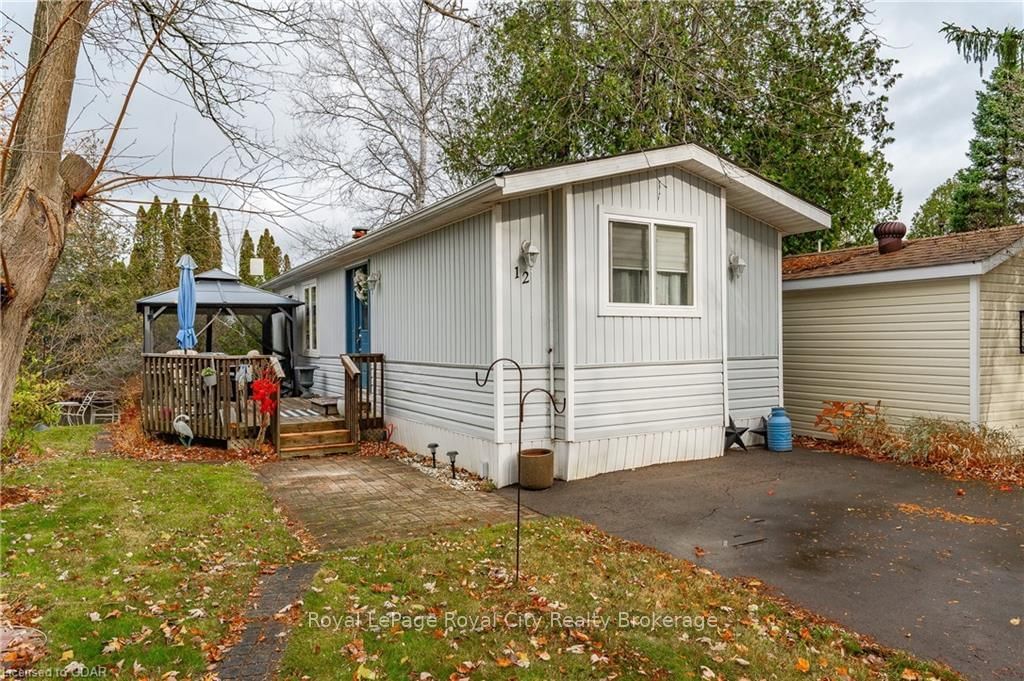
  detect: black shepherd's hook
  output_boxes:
[474,357,524,399]
[477,357,565,584]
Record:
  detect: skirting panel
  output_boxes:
[561,425,723,481]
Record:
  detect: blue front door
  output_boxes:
[346,266,371,354]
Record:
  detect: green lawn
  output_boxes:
[29,424,104,454]
[1,452,300,676]
[280,518,959,681]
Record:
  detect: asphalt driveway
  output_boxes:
[503,447,1023,681]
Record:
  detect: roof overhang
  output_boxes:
[783,235,1024,291]
[268,144,831,289]
[498,144,831,235]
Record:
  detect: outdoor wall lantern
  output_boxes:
[446,450,459,479]
[728,253,747,279]
[427,442,439,468]
[520,240,541,269]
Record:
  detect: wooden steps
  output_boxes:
[279,419,357,458]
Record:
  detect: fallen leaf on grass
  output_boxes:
[795,657,811,673]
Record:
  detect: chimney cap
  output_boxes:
[873,221,907,254]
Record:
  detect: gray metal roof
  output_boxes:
[135,269,303,312]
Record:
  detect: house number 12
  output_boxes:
[513,266,530,284]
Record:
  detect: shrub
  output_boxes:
[901,416,1022,465]
[813,400,1023,484]
[2,369,64,456]
[815,400,897,451]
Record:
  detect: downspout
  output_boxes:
[547,189,556,441]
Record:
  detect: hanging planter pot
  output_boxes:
[519,448,554,490]
[201,367,217,387]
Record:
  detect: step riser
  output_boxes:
[280,444,358,459]
[280,419,345,434]
[281,430,351,447]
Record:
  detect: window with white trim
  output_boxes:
[604,214,697,315]
[302,282,318,354]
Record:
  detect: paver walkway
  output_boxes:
[257,456,530,550]
[217,563,320,681]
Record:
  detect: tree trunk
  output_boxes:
[0,1,91,436]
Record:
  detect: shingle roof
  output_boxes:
[782,225,1024,281]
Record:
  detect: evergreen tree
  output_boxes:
[159,198,181,290]
[256,228,282,281]
[283,254,291,272]
[180,194,223,270]
[446,0,902,254]
[128,204,159,292]
[948,67,1024,231]
[238,229,257,285]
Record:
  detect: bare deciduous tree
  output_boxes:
[0,0,307,433]
[290,0,476,247]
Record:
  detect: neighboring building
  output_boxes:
[783,223,1024,439]
[266,144,830,486]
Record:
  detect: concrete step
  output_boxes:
[280,418,345,434]
[279,442,358,458]
[280,428,351,447]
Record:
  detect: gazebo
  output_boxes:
[135,268,303,387]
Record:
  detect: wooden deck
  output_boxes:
[279,397,339,426]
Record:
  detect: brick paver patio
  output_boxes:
[256,456,532,550]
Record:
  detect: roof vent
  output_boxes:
[873,221,907,254]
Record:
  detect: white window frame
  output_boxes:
[301,279,319,356]
[598,207,702,318]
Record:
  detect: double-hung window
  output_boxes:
[601,210,699,317]
[302,281,318,354]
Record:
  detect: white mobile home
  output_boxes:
[783,224,1024,440]
[267,144,830,486]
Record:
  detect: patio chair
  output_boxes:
[56,391,96,425]
[90,391,121,424]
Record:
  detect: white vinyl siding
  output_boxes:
[979,253,1024,435]
[572,167,723,365]
[383,361,494,439]
[783,278,972,436]
[370,211,493,365]
[726,208,782,421]
[573,361,723,439]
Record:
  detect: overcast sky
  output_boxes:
[4,1,1023,269]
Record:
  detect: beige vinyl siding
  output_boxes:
[979,253,1024,434]
[783,278,971,436]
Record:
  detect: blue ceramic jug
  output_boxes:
[767,407,792,452]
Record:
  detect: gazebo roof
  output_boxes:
[135,268,303,313]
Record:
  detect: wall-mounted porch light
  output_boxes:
[728,253,747,280]
[366,271,381,290]
[520,240,541,269]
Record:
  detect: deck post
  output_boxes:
[143,306,153,353]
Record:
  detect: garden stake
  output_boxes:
[476,358,565,584]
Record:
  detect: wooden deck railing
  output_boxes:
[141,354,279,448]
[341,353,385,440]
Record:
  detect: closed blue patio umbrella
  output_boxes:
[175,254,199,350]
